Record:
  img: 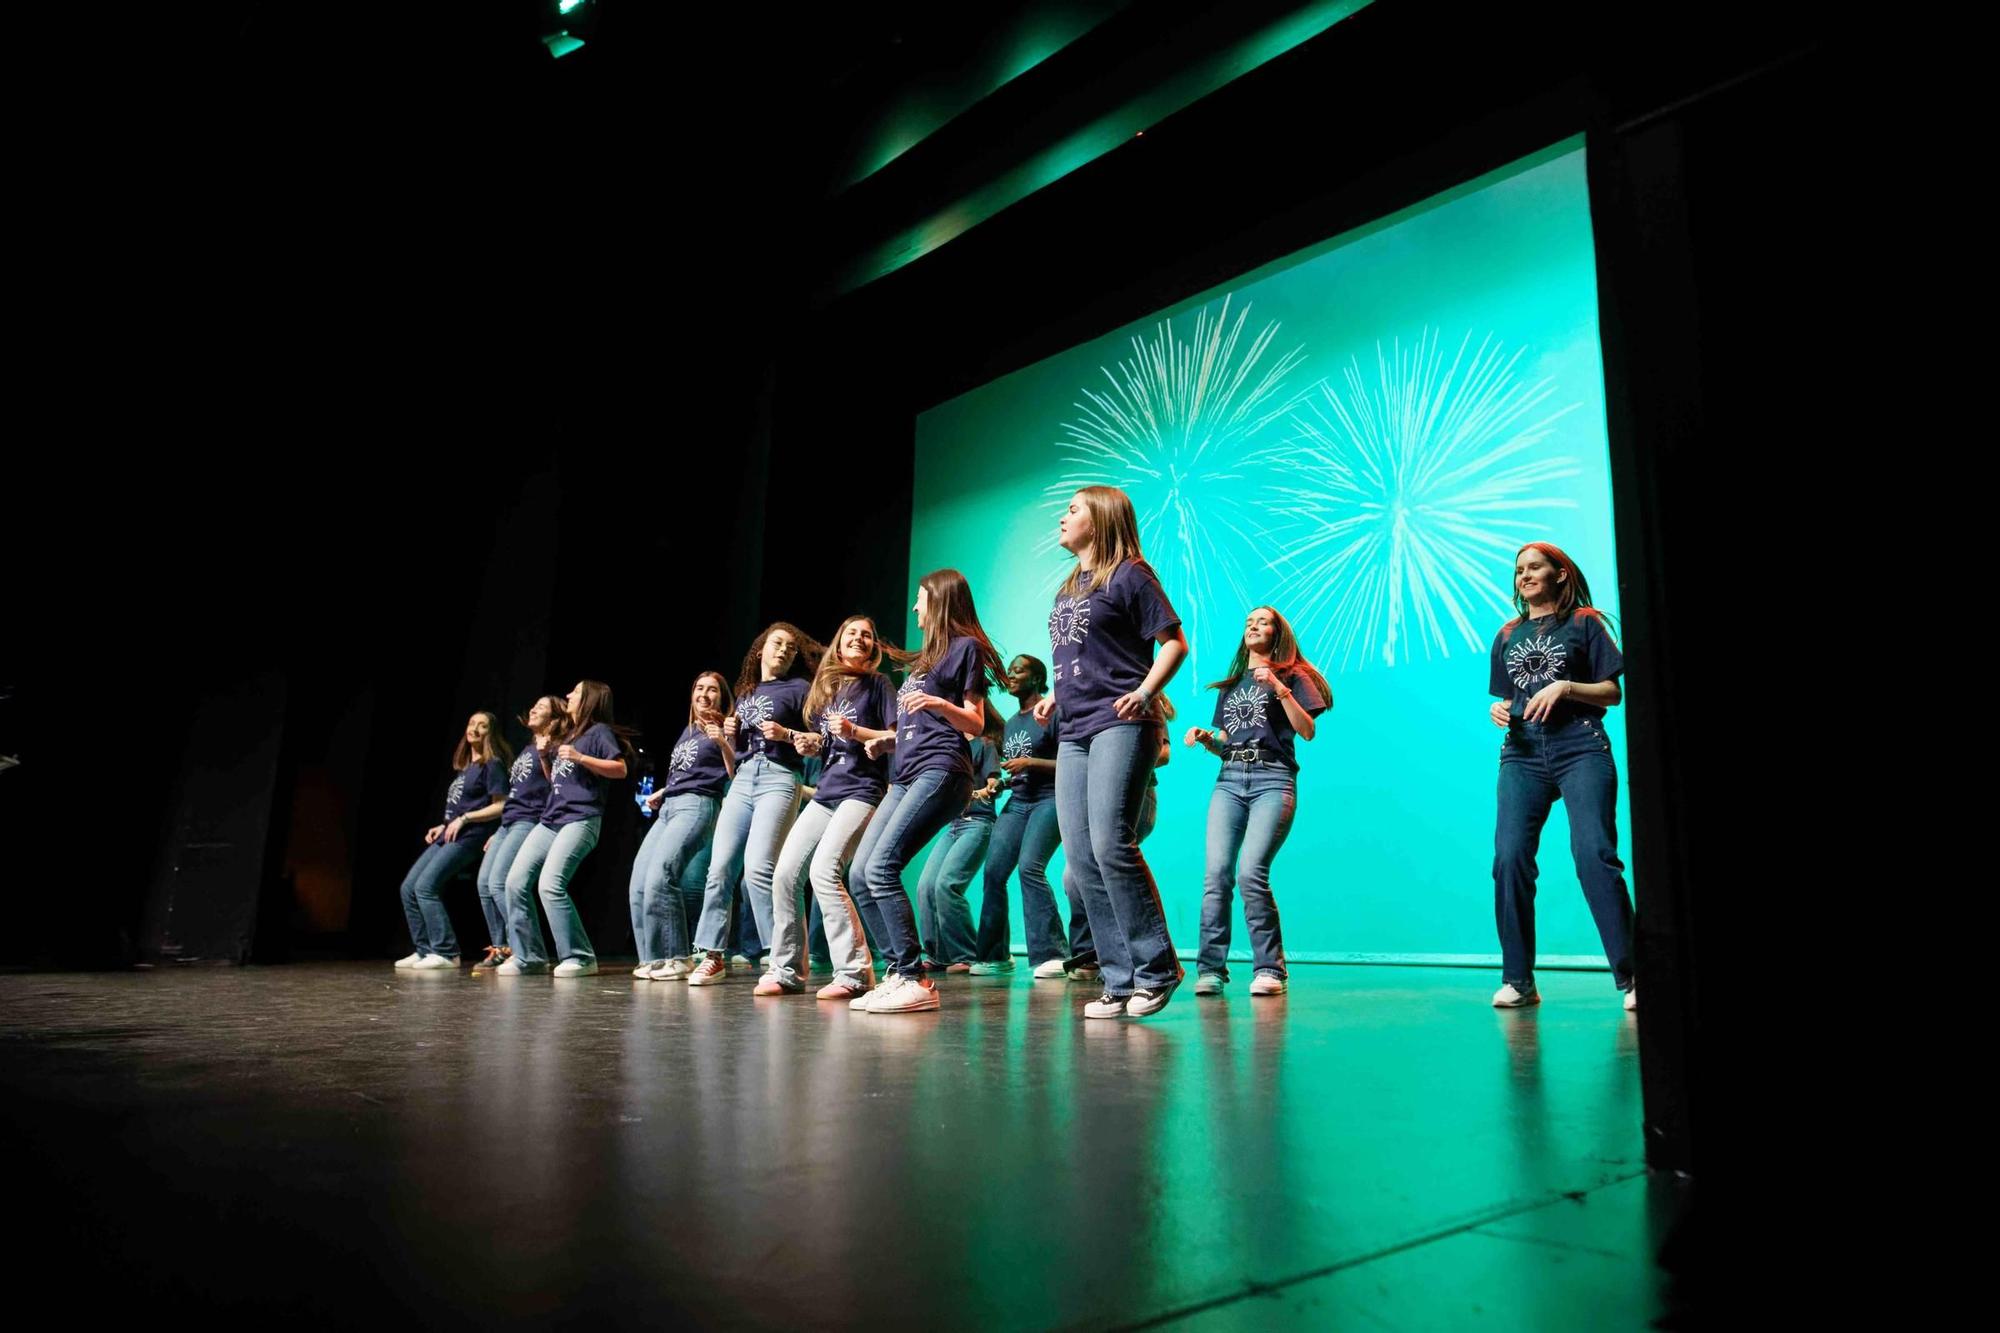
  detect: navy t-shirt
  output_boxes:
[891,637,989,783]
[1209,667,1328,771]
[500,743,551,828]
[999,704,1059,803]
[444,757,509,834]
[1048,559,1181,742]
[733,676,812,772]
[662,723,731,799]
[1488,610,1624,725]
[544,723,623,827]
[964,738,1002,822]
[814,672,898,808]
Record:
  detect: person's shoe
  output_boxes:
[1032,959,1068,979]
[754,974,804,996]
[1623,987,1637,1012]
[687,954,729,986]
[1194,975,1224,996]
[552,959,598,977]
[729,953,753,969]
[1127,986,1175,1017]
[968,959,1016,976]
[471,947,505,972]
[918,959,948,974]
[495,957,525,976]
[413,954,459,970]
[867,975,940,1012]
[818,980,868,1002]
[648,958,692,981]
[945,962,973,974]
[1084,992,1127,1019]
[393,953,422,969]
[1492,983,1540,1008]
[633,963,660,979]
[1069,965,1101,984]
[855,974,902,1010]
[1249,974,1287,996]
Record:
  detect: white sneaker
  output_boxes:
[649,958,693,981]
[1194,975,1223,996]
[1492,984,1540,1008]
[1249,974,1287,996]
[413,954,459,970]
[1084,992,1127,1019]
[1032,959,1068,979]
[729,954,753,969]
[866,976,940,1013]
[1623,987,1637,1012]
[495,958,525,976]
[633,963,660,979]
[1070,965,1101,984]
[1127,986,1175,1016]
[968,959,1015,976]
[552,959,598,977]
[855,974,901,1010]
[393,953,422,969]
[687,954,729,986]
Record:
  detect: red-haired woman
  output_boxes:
[1486,542,1635,1011]
[1185,607,1330,998]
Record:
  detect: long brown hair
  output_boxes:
[805,615,887,725]
[452,711,515,771]
[891,569,1006,700]
[687,672,732,731]
[733,622,823,697]
[1059,485,1148,597]
[557,680,638,763]
[1207,606,1332,706]
[1500,542,1618,639]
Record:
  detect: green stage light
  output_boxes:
[541,0,595,59]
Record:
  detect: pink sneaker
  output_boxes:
[817,980,868,1002]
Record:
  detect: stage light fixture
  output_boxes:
[540,0,598,59]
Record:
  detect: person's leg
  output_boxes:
[764,800,832,989]
[1015,799,1068,967]
[932,818,992,964]
[646,796,719,963]
[693,774,757,954]
[737,766,804,966]
[1235,770,1299,980]
[915,820,958,964]
[504,824,558,969]
[1553,726,1635,993]
[398,843,443,956]
[538,818,602,965]
[629,816,673,965]
[808,798,878,990]
[1055,735,1127,990]
[862,771,969,982]
[1084,725,1179,995]
[1493,746,1558,996]
[976,802,1027,963]
[1198,776,1249,983]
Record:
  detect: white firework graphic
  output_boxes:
[446,775,465,805]
[736,694,773,728]
[669,738,700,771]
[510,751,536,784]
[1041,293,1310,687]
[896,673,928,721]
[818,699,858,739]
[1222,686,1268,735]
[1506,634,1567,690]
[551,758,576,786]
[1048,595,1091,649]
[1003,730,1035,761]
[1267,329,1584,672]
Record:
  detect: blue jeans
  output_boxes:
[917,815,993,965]
[399,835,484,958]
[627,794,720,964]
[477,822,534,950]
[855,768,972,980]
[976,795,1064,964]
[505,818,602,968]
[1056,724,1179,996]
[1494,717,1634,993]
[693,756,802,955]
[1066,781,1157,971]
[1197,765,1297,981]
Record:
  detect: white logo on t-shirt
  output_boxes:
[670,738,699,771]
[1003,730,1034,760]
[1223,687,1268,735]
[1049,595,1091,648]
[1507,634,1567,690]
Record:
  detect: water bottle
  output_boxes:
[635,773,656,818]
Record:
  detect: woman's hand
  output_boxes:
[645,788,667,812]
[829,715,857,739]
[902,691,945,714]
[1489,701,1511,729]
[1031,696,1056,724]
[863,736,891,760]
[1184,726,1213,749]
[424,824,446,845]
[1522,681,1570,724]
[793,730,824,756]
[443,816,467,843]
[556,743,578,763]
[1112,691,1151,720]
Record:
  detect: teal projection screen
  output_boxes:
[909,139,1628,966]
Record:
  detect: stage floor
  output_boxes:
[1,962,1677,1328]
